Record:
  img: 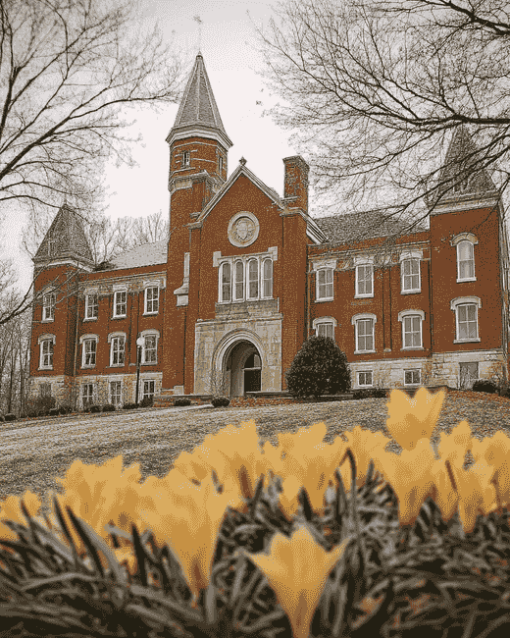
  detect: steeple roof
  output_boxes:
[33,203,93,267]
[166,53,232,149]
[432,125,498,206]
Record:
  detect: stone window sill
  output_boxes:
[354,350,376,355]
[454,338,481,343]
[401,289,421,295]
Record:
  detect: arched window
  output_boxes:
[262,258,273,298]
[234,260,244,301]
[221,262,231,302]
[244,353,261,369]
[248,259,259,299]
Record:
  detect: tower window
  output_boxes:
[182,151,190,167]
[219,156,223,174]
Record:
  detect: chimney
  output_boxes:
[283,155,309,214]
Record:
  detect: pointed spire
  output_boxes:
[33,203,93,267]
[167,53,232,149]
[435,125,497,203]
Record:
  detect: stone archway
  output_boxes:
[224,341,262,397]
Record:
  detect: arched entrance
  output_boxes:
[225,341,262,397]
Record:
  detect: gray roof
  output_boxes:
[167,53,232,149]
[314,210,428,245]
[110,241,168,270]
[34,204,93,266]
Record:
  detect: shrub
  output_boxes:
[4,413,16,422]
[19,413,27,419]
[48,408,60,417]
[353,389,371,400]
[59,406,72,415]
[211,396,230,408]
[102,403,116,412]
[174,398,191,407]
[0,415,5,422]
[123,403,137,410]
[27,410,38,418]
[370,388,388,398]
[285,336,351,400]
[472,379,498,394]
[140,396,154,408]
[90,405,101,413]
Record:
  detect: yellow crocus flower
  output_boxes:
[246,525,351,638]
[138,471,232,602]
[0,491,42,541]
[341,426,392,487]
[471,432,510,509]
[386,387,445,451]
[449,461,498,533]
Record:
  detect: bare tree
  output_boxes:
[0,0,184,326]
[258,0,510,229]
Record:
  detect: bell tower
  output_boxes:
[163,53,233,394]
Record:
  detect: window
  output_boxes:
[451,297,481,342]
[144,286,159,315]
[356,264,373,297]
[183,150,190,167]
[262,259,273,298]
[40,383,51,399]
[42,292,56,321]
[82,383,95,408]
[39,337,54,369]
[358,371,373,387]
[110,335,125,366]
[401,259,421,293]
[457,241,475,281]
[218,256,274,303]
[403,315,422,349]
[219,156,223,174]
[47,234,55,257]
[110,381,122,407]
[82,338,97,367]
[248,259,259,300]
[113,290,127,318]
[234,261,244,301]
[352,314,376,353]
[143,335,157,364]
[459,362,479,390]
[143,380,155,400]
[404,370,421,386]
[85,294,98,320]
[317,268,334,301]
[313,317,337,340]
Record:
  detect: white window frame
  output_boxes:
[141,329,159,365]
[219,156,223,174]
[247,258,259,300]
[182,150,190,167]
[398,309,425,350]
[352,313,377,354]
[80,334,99,368]
[143,379,156,400]
[400,253,422,294]
[108,332,126,366]
[234,260,244,301]
[312,316,338,341]
[355,264,374,298]
[42,291,56,322]
[217,250,276,304]
[317,268,334,301]
[81,383,95,409]
[84,293,98,320]
[113,290,127,318]
[404,369,421,386]
[451,233,478,283]
[144,286,159,315]
[109,380,122,407]
[38,334,55,370]
[262,258,273,299]
[358,371,373,387]
[451,296,481,343]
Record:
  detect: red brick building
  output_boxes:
[29,54,510,409]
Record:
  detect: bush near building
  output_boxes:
[285,335,351,400]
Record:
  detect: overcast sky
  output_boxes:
[3,0,299,293]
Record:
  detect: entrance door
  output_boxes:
[243,352,261,394]
[225,342,262,397]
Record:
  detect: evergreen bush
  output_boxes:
[102,403,116,412]
[211,396,230,408]
[140,396,154,408]
[48,408,60,417]
[286,336,351,400]
[0,415,5,422]
[472,379,498,394]
[174,397,192,407]
[89,405,100,413]
[123,403,137,410]
[4,413,16,422]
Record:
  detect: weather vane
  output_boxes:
[193,15,203,53]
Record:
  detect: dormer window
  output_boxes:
[42,292,56,322]
[47,235,55,257]
[183,150,190,167]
